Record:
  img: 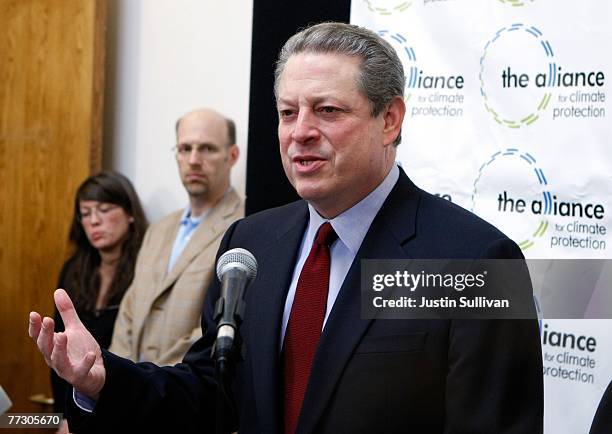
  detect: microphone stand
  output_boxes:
[212,248,257,434]
[213,298,245,434]
[215,353,237,434]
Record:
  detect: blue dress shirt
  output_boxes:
[279,164,399,348]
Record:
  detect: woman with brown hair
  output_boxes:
[51,171,148,432]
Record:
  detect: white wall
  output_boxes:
[103,0,253,222]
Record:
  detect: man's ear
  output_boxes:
[382,96,406,147]
[228,144,240,166]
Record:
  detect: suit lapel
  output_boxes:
[297,171,420,434]
[153,213,182,286]
[157,218,216,292]
[135,191,241,353]
[130,212,181,354]
[248,202,309,434]
[157,190,241,297]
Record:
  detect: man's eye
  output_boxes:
[279,109,294,118]
[320,106,338,113]
[179,145,192,153]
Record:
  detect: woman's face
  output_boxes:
[78,200,132,254]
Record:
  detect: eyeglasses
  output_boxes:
[173,143,221,160]
[79,204,121,222]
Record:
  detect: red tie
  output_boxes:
[283,222,337,434]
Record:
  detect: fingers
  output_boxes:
[73,352,96,380]
[54,289,82,328]
[28,311,42,339]
[51,334,96,390]
[36,316,55,364]
[50,332,71,377]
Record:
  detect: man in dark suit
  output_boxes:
[29,22,543,433]
[590,380,612,434]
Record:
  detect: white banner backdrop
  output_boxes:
[351,1,612,432]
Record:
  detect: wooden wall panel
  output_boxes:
[0,0,105,428]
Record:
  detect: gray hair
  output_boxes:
[274,22,405,146]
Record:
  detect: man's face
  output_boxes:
[176,112,237,202]
[277,52,397,218]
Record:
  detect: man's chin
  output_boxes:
[295,185,325,202]
[184,183,209,196]
[297,187,333,209]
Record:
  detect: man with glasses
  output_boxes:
[108,108,243,366]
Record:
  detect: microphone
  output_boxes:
[212,248,257,365]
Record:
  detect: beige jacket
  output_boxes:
[109,188,243,365]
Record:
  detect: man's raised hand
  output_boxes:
[28,289,106,399]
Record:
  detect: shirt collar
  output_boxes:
[179,207,206,227]
[306,164,400,254]
[180,187,233,226]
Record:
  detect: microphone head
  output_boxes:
[216,248,258,281]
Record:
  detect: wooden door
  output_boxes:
[0,0,105,430]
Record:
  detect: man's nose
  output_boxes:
[291,110,320,144]
[188,148,203,165]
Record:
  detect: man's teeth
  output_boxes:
[300,160,312,166]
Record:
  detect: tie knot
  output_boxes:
[315,222,337,246]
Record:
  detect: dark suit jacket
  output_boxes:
[68,170,543,434]
[590,380,612,434]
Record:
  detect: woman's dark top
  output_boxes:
[51,259,123,415]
